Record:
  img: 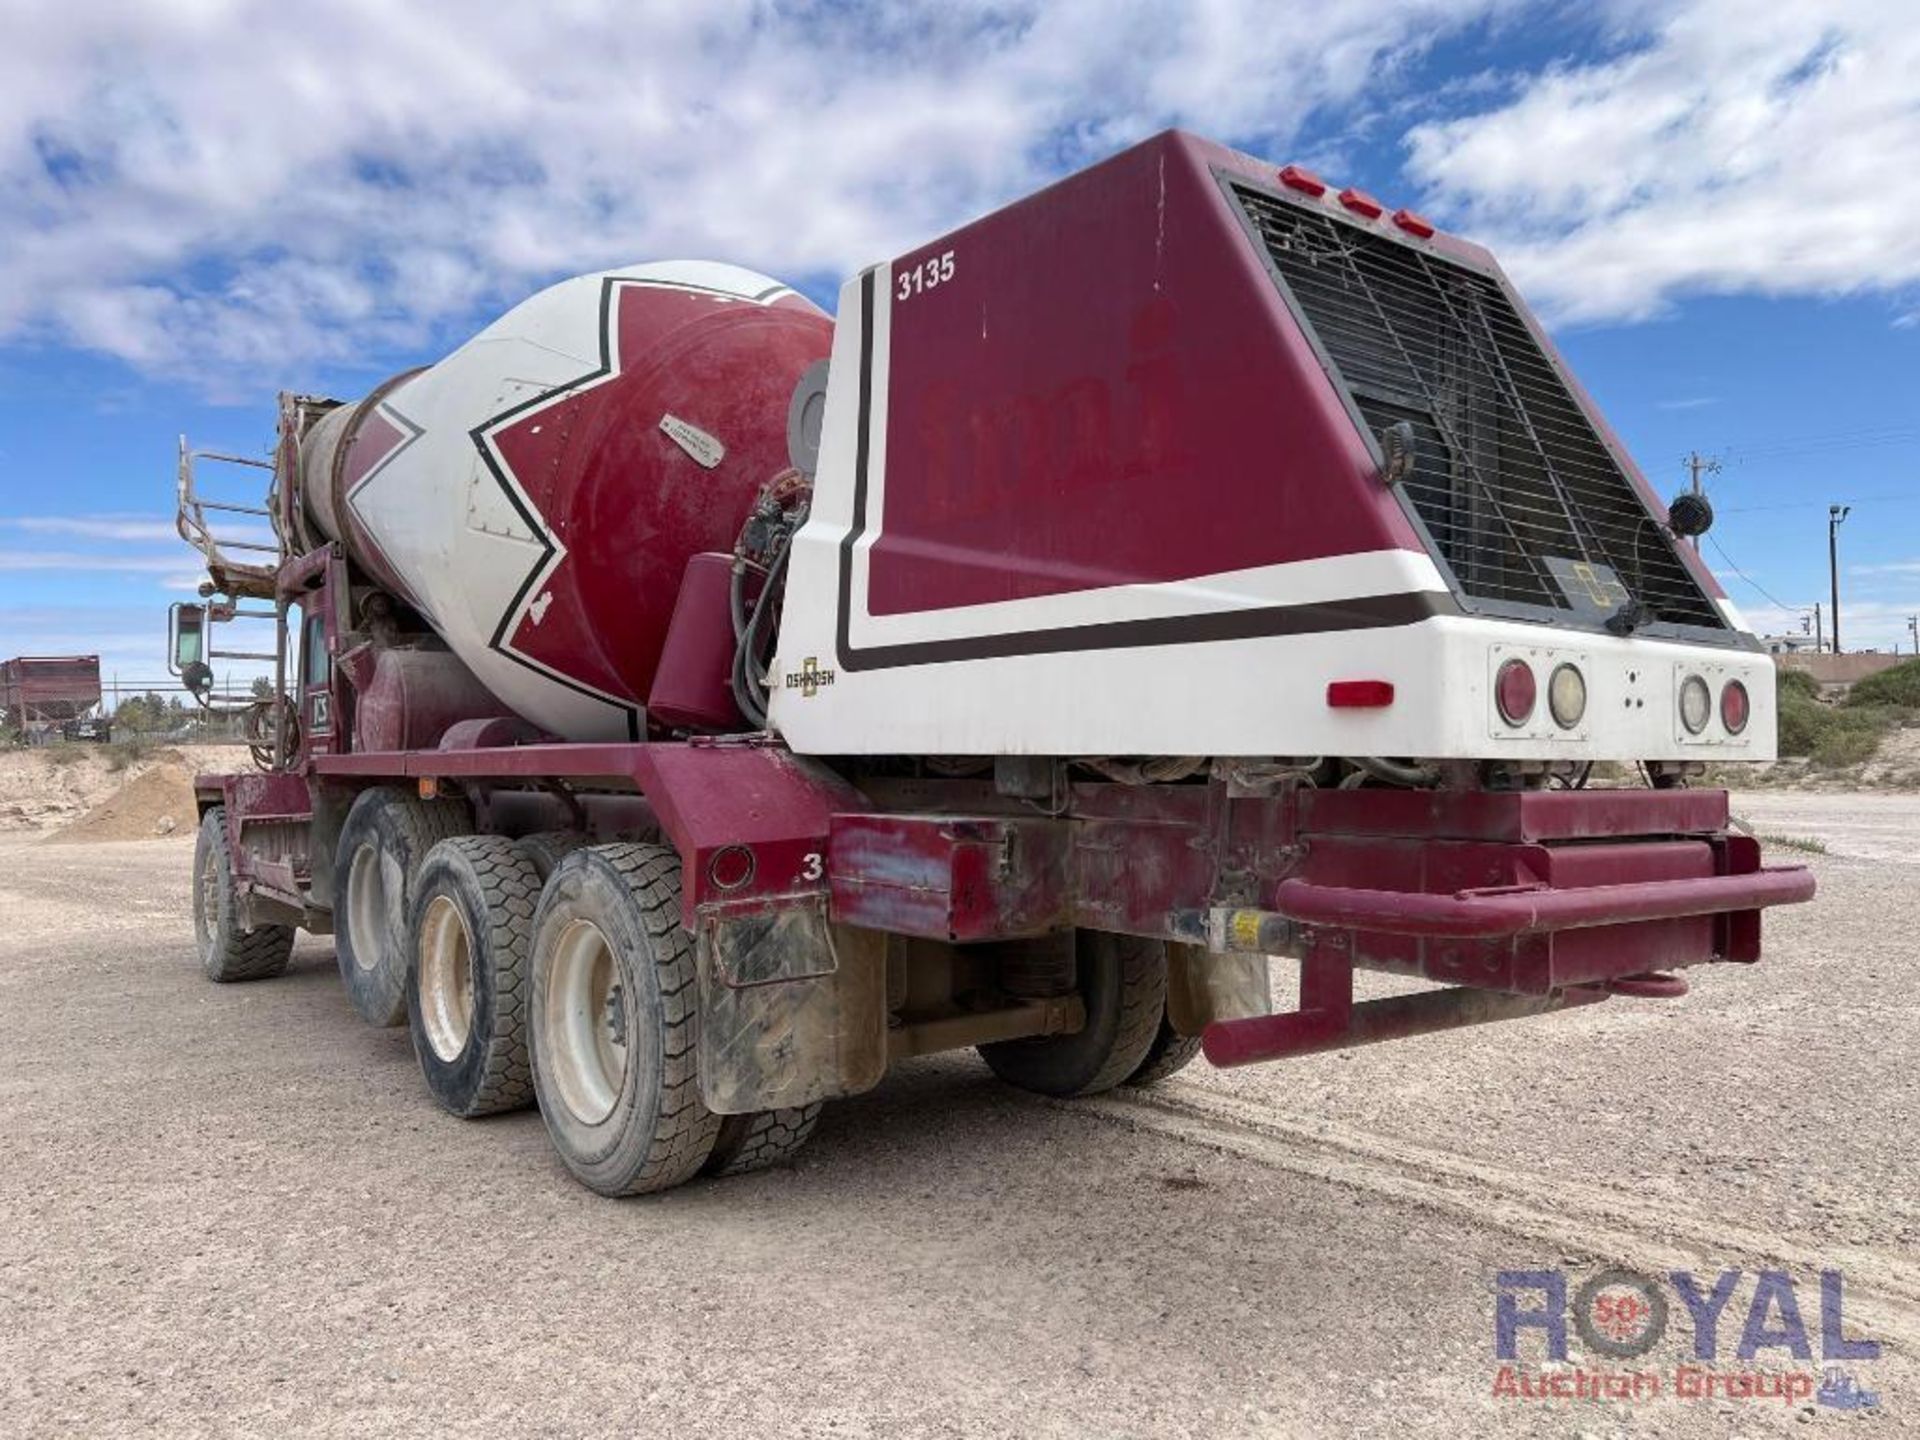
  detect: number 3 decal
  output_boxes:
[895,250,956,302]
[801,852,824,882]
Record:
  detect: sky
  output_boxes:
[2,0,1918,706]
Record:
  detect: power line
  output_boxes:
[1706,532,1801,613]
[1718,489,1920,515]
[1722,424,1920,462]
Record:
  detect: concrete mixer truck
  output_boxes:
[170,130,1813,1197]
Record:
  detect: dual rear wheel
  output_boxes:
[977,930,1199,1096]
[335,787,471,1027]
[396,834,816,1194]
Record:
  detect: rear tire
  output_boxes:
[513,831,588,882]
[979,931,1168,1097]
[1126,1019,1203,1086]
[192,807,295,982]
[704,1104,823,1177]
[335,787,470,1027]
[407,836,542,1117]
[529,844,721,1196]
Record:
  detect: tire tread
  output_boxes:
[413,835,542,1116]
[705,1104,823,1177]
[535,843,721,1196]
[196,807,295,983]
[1126,1021,1203,1087]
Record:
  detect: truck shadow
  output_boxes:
[271,941,1473,1401]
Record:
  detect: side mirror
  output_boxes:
[169,603,214,703]
[169,602,206,672]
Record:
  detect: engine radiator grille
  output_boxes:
[1230,183,1727,634]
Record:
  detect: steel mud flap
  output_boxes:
[696,901,887,1114]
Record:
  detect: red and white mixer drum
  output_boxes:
[298,260,831,741]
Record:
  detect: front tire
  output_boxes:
[979,931,1168,1097]
[192,807,295,982]
[529,844,721,1196]
[335,787,471,1027]
[407,836,542,1118]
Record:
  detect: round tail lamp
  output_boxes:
[1721,679,1750,735]
[1496,659,1537,726]
[1548,664,1587,729]
[1679,674,1712,734]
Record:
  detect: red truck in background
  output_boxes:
[2,654,108,743]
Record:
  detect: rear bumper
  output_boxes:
[1272,865,1816,940]
[1249,788,1815,997]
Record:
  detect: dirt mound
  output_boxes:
[0,743,252,835]
[48,762,199,843]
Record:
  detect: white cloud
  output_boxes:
[1405,0,1920,323]
[0,548,193,573]
[1852,560,1920,576]
[5,515,177,542]
[0,0,1521,389]
[2,513,277,550]
[1743,596,1920,654]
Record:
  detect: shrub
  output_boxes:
[103,737,153,773]
[1775,691,1829,756]
[1810,723,1882,768]
[1776,667,1820,701]
[1843,656,1920,711]
[1777,690,1889,766]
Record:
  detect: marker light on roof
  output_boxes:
[1338,187,1384,219]
[1392,208,1435,238]
[1278,164,1327,197]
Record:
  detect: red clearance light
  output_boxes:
[1338,187,1384,219]
[1721,679,1751,735]
[1327,680,1395,709]
[1392,208,1435,238]
[708,843,756,891]
[1278,164,1327,196]
[1495,659,1536,726]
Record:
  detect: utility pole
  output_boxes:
[1908,613,1918,655]
[1682,451,1722,550]
[1828,504,1850,655]
[1813,602,1824,654]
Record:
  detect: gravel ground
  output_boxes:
[0,792,1913,1438]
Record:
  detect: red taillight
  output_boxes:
[1495,659,1536,726]
[1339,187,1384,219]
[1278,164,1327,196]
[1721,680,1750,735]
[1327,680,1395,708]
[1392,208,1435,238]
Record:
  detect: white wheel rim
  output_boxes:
[544,918,628,1126]
[346,840,394,972]
[417,894,475,1062]
[197,843,220,948]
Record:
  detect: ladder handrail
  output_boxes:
[176,435,285,599]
